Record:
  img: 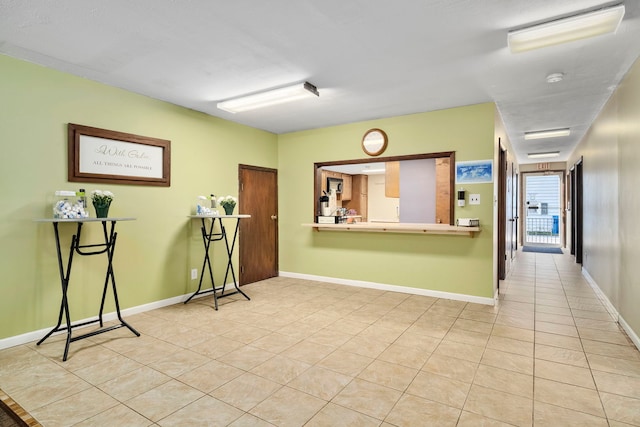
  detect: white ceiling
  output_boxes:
[1,1,639,164]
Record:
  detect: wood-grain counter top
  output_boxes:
[302,222,480,237]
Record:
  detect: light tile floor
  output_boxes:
[1,251,640,426]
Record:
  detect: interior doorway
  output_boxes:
[571,159,584,263]
[238,164,279,285]
[498,142,518,282]
[507,161,517,260]
[523,172,563,247]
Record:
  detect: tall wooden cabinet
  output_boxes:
[344,174,368,221]
[435,158,451,224]
[341,174,352,201]
[385,161,400,198]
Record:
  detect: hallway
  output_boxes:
[498,251,640,425]
[0,251,639,426]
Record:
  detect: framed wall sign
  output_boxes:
[68,123,171,187]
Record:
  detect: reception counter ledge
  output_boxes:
[302,222,480,237]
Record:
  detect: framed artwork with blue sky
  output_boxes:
[455,160,493,184]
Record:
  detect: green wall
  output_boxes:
[0,55,277,340]
[0,54,499,343]
[277,104,496,299]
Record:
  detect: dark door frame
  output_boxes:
[498,142,507,281]
[508,159,517,262]
[570,167,576,255]
[575,158,584,264]
[514,171,519,251]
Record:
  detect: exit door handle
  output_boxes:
[271,215,277,220]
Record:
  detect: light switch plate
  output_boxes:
[469,194,480,205]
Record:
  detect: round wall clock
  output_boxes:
[362,128,388,156]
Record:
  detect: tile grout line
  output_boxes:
[554,254,610,424]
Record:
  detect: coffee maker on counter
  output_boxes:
[316,190,343,224]
[319,193,330,216]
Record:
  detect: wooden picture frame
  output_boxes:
[68,123,171,187]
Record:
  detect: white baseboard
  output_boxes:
[582,267,640,351]
[0,290,211,351]
[619,316,640,353]
[581,268,619,321]
[279,271,495,306]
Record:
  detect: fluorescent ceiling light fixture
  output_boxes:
[217,82,319,113]
[528,151,560,159]
[508,4,625,53]
[546,72,565,83]
[361,168,386,174]
[524,128,571,140]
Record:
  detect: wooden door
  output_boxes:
[238,165,278,285]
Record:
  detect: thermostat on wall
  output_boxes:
[456,218,479,227]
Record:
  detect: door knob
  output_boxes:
[271,215,277,220]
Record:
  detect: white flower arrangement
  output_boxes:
[217,195,237,208]
[91,190,114,207]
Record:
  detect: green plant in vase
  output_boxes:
[217,195,237,215]
[91,190,114,218]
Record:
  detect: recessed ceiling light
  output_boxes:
[217,82,319,113]
[524,128,570,140]
[508,4,625,53]
[528,151,560,159]
[546,72,564,83]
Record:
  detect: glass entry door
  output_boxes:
[524,172,562,246]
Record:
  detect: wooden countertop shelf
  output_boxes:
[302,222,480,237]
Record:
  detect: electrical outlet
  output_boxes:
[190,268,198,280]
[469,194,480,205]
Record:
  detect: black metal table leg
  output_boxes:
[184,217,224,308]
[36,222,75,360]
[185,216,250,309]
[37,219,139,361]
[98,221,139,337]
[220,219,250,301]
